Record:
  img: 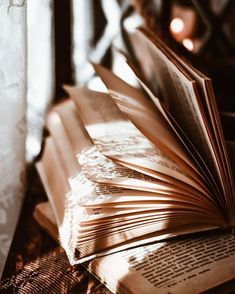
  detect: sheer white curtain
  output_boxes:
[27,0,54,160]
[0,0,27,275]
[0,0,54,277]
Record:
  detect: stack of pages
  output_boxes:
[34,201,235,293]
[36,27,235,268]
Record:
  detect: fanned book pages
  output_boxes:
[36,27,235,267]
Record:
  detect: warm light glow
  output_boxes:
[170,18,184,34]
[182,38,194,51]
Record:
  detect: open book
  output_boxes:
[36,27,235,266]
[34,201,235,293]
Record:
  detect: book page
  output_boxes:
[48,102,205,206]
[52,101,195,197]
[205,83,235,220]
[69,87,212,200]
[43,120,224,263]
[36,138,84,264]
[91,231,235,294]
[36,138,69,228]
[141,31,234,217]
[116,49,221,200]
[35,202,233,294]
[150,35,232,195]
[47,106,223,229]
[129,28,227,201]
[91,63,223,200]
[33,198,217,268]
[51,100,204,202]
[91,64,199,178]
[33,202,59,241]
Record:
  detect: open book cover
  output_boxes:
[36,27,235,266]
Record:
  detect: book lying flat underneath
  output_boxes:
[36,27,235,266]
[34,201,235,294]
